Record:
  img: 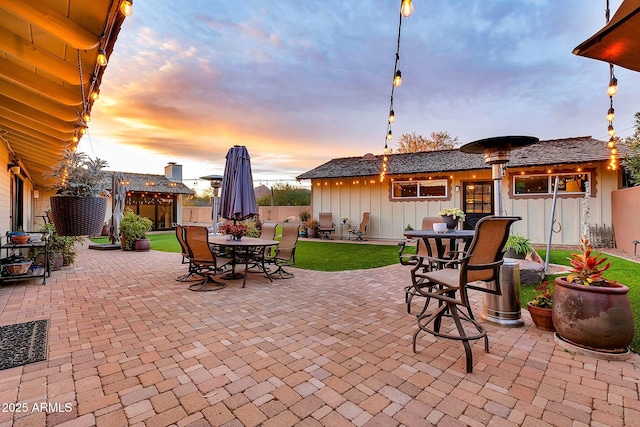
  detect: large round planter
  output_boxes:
[135,238,151,252]
[50,196,107,236]
[552,277,634,352]
[307,228,318,238]
[527,302,555,332]
[441,215,457,230]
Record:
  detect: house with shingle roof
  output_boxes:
[297,136,628,245]
[105,163,195,231]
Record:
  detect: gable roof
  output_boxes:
[296,136,620,180]
[104,172,195,195]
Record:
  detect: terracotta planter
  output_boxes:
[552,277,634,352]
[441,215,457,229]
[50,196,107,236]
[307,228,318,238]
[527,302,555,331]
[135,238,151,252]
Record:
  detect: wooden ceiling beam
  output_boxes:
[0,95,77,133]
[0,117,71,145]
[0,79,79,121]
[0,109,74,139]
[0,26,90,85]
[0,58,81,105]
[0,0,100,50]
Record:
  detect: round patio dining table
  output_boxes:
[208,235,279,288]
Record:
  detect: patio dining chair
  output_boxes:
[318,213,335,239]
[399,217,453,314]
[265,222,299,279]
[174,224,199,282]
[348,212,370,240]
[411,215,520,373]
[247,222,279,273]
[183,225,233,292]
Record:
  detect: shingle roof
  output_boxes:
[296,136,621,180]
[104,172,195,195]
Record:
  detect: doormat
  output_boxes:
[0,319,49,371]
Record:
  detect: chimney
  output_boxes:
[164,162,183,182]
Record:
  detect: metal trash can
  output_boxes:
[481,258,524,327]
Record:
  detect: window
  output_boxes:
[392,179,447,199]
[514,172,590,195]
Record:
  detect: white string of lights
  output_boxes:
[380,0,414,181]
[605,0,618,170]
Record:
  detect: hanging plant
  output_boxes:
[44,149,110,236]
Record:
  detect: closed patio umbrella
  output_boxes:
[573,0,640,72]
[110,172,128,244]
[218,145,258,222]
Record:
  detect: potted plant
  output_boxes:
[552,236,634,352]
[438,208,465,229]
[305,219,320,238]
[44,149,110,236]
[119,209,153,251]
[527,281,555,331]
[219,223,249,240]
[298,211,310,237]
[9,227,29,244]
[39,222,83,269]
[504,233,533,259]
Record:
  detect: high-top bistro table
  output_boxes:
[208,235,279,288]
[403,229,475,260]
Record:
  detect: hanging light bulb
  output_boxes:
[393,70,402,87]
[388,110,395,124]
[120,0,133,17]
[97,48,108,67]
[401,0,414,18]
[607,138,615,149]
[91,89,100,101]
[606,107,615,122]
[607,76,617,96]
[83,111,91,123]
[387,130,393,140]
[608,124,615,136]
[72,134,79,143]
[79,126,87,135]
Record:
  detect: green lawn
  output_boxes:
[90,233,639,352]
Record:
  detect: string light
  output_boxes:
[120,0,133,17]
[380,0,412,182]
[97,48,108,67]
[401,0,414,17]
[604,1,618,170]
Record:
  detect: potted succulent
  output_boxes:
[305,219,320,238]
[504,233,533,259]
[552,237,634,352]
[119,209,153,251]
[44,149,110,236]
[527,281,555,331]
[438,207,465,229]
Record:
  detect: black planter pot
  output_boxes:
[50,196,107,236]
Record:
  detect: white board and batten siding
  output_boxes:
[310,163,618,246]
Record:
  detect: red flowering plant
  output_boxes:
[566,237,611,286]
[219,223,249,237]
[530,281,553,308]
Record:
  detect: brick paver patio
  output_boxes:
[0,244,638,426]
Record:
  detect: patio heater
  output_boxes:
[200,174,224,234]
[460,136,539,327]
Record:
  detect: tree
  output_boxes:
[622,112,640,186]
[395,131,459,153]
[256,183,310,206]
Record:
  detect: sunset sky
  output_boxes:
[82,0,640,191]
